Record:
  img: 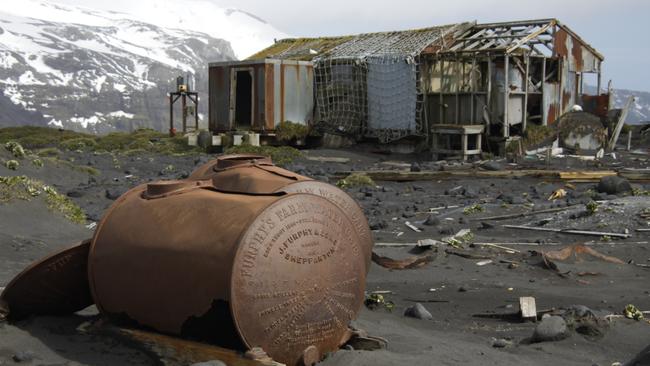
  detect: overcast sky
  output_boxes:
[56,0,649,91]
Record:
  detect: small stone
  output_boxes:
[480,161,502,171]
[410,162,421,172]
[190,361,227,366]
[12,351,35,363]
[369,220,387,230]
[404,303,433,320]
[597,176,632,195]
[67,189,85,198]
[105,188,125,200]
[491,338,512,348]
[402,211,415,219]
[423,214,440,226]
[532,316,570,342]
[458,286,468,292]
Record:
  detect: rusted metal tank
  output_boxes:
[189,154,373,271]
[88,179,366,366]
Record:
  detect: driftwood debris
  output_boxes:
[543,244,625,264]
[332,169,649,182]
[371,251,435,270]
[503,225,631,239]
[472,206,573,221]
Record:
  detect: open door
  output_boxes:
[230,69,254,129]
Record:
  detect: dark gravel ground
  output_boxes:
[0,145,649,366]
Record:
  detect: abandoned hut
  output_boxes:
[208,19,609,156]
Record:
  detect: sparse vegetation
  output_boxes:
[0,127,202,156]
[586,201,599,216]
[522,124,556,149]
[5,141,26,158]
[31,158,44,168]
[4,160,19,170]
[0,175,85,224]
[336,173,375,189]
[43,157,100,176]
[463,204,485,215]
[225,145,302,166]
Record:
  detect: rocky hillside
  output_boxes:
[0,0,286,133]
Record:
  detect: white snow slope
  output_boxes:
[0,0,287,131]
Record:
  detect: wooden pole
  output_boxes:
[541,58,547,126]
[169,93,175,137]
[503,54,509,138]
[523,54,530,133]
[627,130,632,151]
[181,93,187,133]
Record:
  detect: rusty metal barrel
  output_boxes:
[88,179,366,366]
[189,154,373,272]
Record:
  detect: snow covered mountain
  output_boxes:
[612,88,650,124]
[0,0,287,132]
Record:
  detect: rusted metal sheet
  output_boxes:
[265,63,275,131]
[89,181,366,366]
[582,94,609,118]
[189,155,373,272]
[0,239,93,320]
[208,60,313,134]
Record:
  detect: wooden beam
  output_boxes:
[608,96,635,151]
[505,21,555,54]
[332,169,646,182]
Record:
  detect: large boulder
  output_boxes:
[597,176,632,195]
[531,316,570,342]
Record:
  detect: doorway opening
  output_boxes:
[234,70,253,128]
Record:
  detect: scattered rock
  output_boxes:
[66,189,85,198]
[423,214,440,226]
[402,211,415,219]
[480,161,502,171]
[12,351,35,363]
[190,361,227,366]
[369,219,387,230]
[105,188,125,200]
[597,176,631,195]
[404,303,432,320]
[410,162,421,172]
[491,338,512,348]
[532,316,570,342]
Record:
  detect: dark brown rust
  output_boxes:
[0,239,93,320]
[189,154,374,271]
[89,180,366,366]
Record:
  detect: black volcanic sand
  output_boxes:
[1,146,649,366]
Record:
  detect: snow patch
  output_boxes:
[107,110,134,119]
[70,115,101,128]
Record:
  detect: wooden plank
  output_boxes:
[333,169,650,182]
[608,96,635,151]
[519,297,537,321]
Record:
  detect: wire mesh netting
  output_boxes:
[314,58,367,137]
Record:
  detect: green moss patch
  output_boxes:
[275,121,310,142]
[0,127,202,156]
[0,176,86,224]
[336,173,375,189]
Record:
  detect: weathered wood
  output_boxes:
[471,206,574,221]
[519,297,537,321]
[332,169,650,182]
[608,96,634,151]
